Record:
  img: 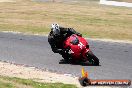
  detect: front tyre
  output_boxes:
[86,51,99,66]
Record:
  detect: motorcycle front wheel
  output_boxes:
[86,51,99,66]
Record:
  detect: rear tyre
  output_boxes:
[86,51,99,66]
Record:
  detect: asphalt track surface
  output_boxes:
[0,32,132,82]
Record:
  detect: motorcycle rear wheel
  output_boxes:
[86,51,99,66]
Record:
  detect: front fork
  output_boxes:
[82,48,90,61]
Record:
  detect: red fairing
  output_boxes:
[63,34,90,60]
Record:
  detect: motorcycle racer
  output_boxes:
[48,23,82,61]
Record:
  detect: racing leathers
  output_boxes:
[48,27,82,60]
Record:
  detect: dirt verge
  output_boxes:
[0,61,81,87]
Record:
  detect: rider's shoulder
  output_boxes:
[59,26,74,31]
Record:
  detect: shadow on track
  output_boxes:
[59,59,101,66]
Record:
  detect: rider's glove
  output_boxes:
[77,33,82,37]
[86,44,89,48]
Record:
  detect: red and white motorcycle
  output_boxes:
[63,34,99,66]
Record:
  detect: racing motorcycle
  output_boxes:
[63,34,99,66]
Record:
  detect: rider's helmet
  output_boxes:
[51,23,60,37]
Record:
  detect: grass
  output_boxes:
[0,0,132,40]
[0,76,77,88]
[0,81,14,88]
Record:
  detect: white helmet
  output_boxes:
[51,23,60,36]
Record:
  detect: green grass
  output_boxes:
[0,76,77,88]
[0,81,14,88]
[0,0,132,40]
